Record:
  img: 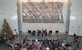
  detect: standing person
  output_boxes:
[76,37,80,49]
[14,29,18,38]
[73,33,77,42]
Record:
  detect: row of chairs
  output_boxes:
[28,30,59,36]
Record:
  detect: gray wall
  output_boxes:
[69,0,82,36]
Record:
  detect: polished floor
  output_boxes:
[0,43,9,50]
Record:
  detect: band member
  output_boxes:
[37,30,41,36]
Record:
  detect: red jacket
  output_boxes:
[77,39,80,45]
[14,45,19,50]
[34,44,37,49]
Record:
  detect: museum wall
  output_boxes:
[69,0,82,36]
[0,0,19,35]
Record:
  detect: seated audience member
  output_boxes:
[62,42,65,48]
[37,42,41,50]
[41,45,45,50]
[34,43,37,49]
[69,45,73,50]
[14,44,19,50]
[23,39,25,44]
[73,48,77,50]
[65,43,71,47]
[22,47,27,50]
[55,48,58,50]
[73,33,77,41]
[59,46,64,50]
[45,46,50,50]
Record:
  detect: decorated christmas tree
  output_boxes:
[1,19,13,40]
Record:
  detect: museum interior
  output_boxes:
[0,0,82,50]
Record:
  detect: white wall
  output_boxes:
[69,0,82,36]
[20,0,69,33]
[22,23,65,32]
[0,0,19,35]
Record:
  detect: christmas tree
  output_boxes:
[1,19,13,40]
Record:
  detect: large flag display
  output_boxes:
[22,1,64,23]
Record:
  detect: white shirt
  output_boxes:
[46,47,50,50]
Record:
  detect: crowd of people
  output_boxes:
[22,38,66,50]
[7,33,80,50]
[20,34,78,50]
